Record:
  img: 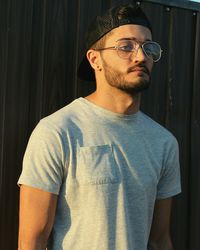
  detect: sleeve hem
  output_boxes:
[17,180,60,195]
[156,187,181,199]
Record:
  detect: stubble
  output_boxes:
[102,58,151,95]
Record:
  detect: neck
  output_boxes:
[85,87,141,115]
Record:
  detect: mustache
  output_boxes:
[127,64,150,75]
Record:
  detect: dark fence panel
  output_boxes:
[0,0,34,248]
[0,0,199,249]
[189,12,200,250]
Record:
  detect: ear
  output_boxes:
[86,49,102,71]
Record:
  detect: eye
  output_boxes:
[118,41,134,52]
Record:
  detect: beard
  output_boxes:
[102,59,151,95]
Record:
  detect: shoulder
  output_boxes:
[139,112,176,139]
[138,112,178,150]
[37,98,83,133]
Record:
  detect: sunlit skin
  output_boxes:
[86,24,154,115]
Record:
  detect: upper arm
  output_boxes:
[18,185,58,249]
[148,198,173,249]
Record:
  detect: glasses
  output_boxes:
[94,39,162,62]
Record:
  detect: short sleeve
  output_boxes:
[156,138,181,199]
[18,120,68,194]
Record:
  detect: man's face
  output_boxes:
[99,24,154,94]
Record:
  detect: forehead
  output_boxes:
[106,24,152,43]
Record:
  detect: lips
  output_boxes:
[133,68,146,73]
[128,65,150,75]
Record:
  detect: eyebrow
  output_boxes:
[116,37,152,42]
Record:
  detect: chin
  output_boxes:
[119,79,151,95]
[129,74,149,83]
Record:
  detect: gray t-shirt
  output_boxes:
[18,98,181,250]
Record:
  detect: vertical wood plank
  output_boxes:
[189,12,200,250]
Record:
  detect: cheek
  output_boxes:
[104,59,127,73]
[147,61,154,73]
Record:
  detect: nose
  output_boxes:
[131,46,147,62]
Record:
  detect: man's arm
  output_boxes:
[148,198,173,250]
[18,185,58,250]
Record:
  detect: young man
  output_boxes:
[18,3,181,250]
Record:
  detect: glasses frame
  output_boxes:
[94,40,163,62]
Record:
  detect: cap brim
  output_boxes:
[77,55,95,82]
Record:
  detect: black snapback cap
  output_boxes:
[78,3,152,82]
